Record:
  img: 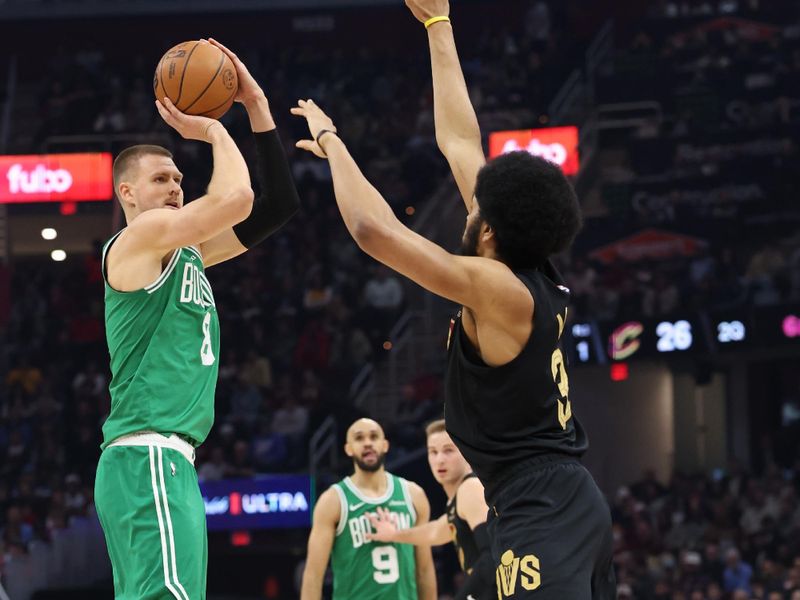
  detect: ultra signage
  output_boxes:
[201,476,313,531]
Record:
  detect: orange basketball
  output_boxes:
[153,40,238,120]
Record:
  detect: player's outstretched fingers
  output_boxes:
[207,38,238,61]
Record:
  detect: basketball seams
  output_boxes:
[174,41,201,109]
[153,58,162,100]
[181,53,226,113]
[158,55,170,103]
[197,87,237,118]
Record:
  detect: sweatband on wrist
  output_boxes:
[424,15,451,29]
[315,129,338,156]
[233,129,300,248]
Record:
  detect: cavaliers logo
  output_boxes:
[496,550,541,598]
[609,321,643,360]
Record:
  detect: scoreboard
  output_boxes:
[565,304,800,365]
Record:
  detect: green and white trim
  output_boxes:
[149,445,189,600]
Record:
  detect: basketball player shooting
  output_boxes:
[94,39,299,599]
[300,418,436,600]
[367,420,496,599]
[291,0,616,596]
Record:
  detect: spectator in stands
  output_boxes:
[362,264,404,341]
[240,348,274,392]
[746,243,787,303]
[229,374,263,425]
[272,395,309,468]
[5,355,42,400]
[303,265,334,313]
[251,418,288,471]
[197,447,230,483]
[723,548,753,595]
[226,440,256,479]
[564,257,597,316]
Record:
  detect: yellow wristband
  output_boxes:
[424,15,451,29]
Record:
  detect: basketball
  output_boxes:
[153,40,238,120]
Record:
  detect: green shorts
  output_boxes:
[95,443,207,599]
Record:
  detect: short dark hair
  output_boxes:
[112,145,173,192]
[474,151,582,269]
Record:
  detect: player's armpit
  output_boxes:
[300,488,340,600]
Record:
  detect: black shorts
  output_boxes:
[486,457,616,599]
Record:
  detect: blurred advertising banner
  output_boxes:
[0,153,113,203]
[589,229,708,264]
[488,126,579,175]
[201,475,313,531]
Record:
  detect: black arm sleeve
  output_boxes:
[455,523,496,600]
[233,129,300,248]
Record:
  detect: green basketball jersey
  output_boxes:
[101,231,220,449]
[330,472,418,600]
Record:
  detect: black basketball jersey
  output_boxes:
[446,473,481,574]
[444,261,588,496]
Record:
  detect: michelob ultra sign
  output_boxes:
[0,153,113,203]
[488,126,579,175]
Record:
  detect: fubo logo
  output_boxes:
[7,164,73,194]
[489,126,580,175]
[500,138,568,166]
[0,153,112,203]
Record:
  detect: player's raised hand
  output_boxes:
[291,99,337,159]
[366,507,399,542]
[405,0,450,23]
[155,97,223,143]
[206,38,266,106]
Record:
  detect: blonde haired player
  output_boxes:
[368,420,496,599]
[301,418,436,600]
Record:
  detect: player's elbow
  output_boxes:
[226,186,255,222]
[352,218,389,255]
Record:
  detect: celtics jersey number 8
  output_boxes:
[101,232,220,449]
[330,473,418,599]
